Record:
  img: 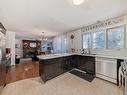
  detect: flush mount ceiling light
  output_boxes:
[73,0,85,5]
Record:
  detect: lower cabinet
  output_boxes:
[39,56,73,82]
[45,62,62,80]
[77,56,95,75]
[70,55,78,69]
[39,55,95,82]
[62,57,71,73]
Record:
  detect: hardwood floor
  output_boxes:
[6,61,39,84]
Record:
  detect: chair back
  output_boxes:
[121,60,127,76]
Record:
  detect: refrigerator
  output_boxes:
[0,22,6,92]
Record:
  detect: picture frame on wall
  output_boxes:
[15,44,21,48]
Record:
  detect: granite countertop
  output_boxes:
[37,53,127,60]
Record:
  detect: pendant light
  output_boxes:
[42,32,47,42]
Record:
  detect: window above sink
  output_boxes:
[82,25,125,50]
[92,30,105,49]
[107,26,125,49]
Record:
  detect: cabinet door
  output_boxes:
[77,56,86,70]
[55,59,63,75]
[62,57,71,73]
[45,63,58,80]
[77,56,95,75]
[44,59,63,80]
[39,60,44,76]
[84,59,95,75]
[70,55,78,69]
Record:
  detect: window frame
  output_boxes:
[82,32,92,49]
[91,30,106,50]
[106,25,126,50]
[82,25,126,50]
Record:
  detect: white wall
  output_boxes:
[53,34,67,53]
[53,36,61,53]
[72,29,82,52]
[68,15,127,57]
[53,15,127,57]
[66,31,74,52]
[66,29,82,53]
[6,31,15,65]
[53,29,82,53]
[89,15,127,57]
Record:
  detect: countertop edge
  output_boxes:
[38,53,127,60]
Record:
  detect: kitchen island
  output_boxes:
[38,53,127,60]
[38,53,95,83]
[38,53,127,84]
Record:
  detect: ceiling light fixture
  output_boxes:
[73,0,85,5]
[42,32,47,42]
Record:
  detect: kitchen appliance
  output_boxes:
[96,57,117,84]
[0,22,6,92]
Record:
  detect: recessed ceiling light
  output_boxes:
[73,0,85,5]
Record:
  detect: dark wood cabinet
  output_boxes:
[70,55,78,69]
[39,58,64,82]
[45,58,63,80]
[39,56,74,82]
[39,55,95,82]
[62,56,72,72]
[77,56,95,75]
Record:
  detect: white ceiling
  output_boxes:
[0,0,127,39]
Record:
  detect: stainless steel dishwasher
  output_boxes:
[96,57,117,84]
